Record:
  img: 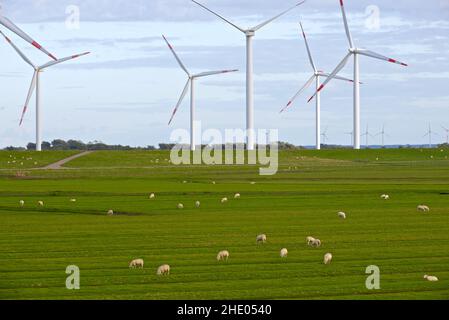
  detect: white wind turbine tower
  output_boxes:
[280,22,354,150]
[361,124,374,148]
[308,0,407,150]
[192,0,306,151]
[441,125,449,144]
[0,14,57,60]
[423,124,438,149]
[0,30,89,151]
[376,124,390,147]
[162,35,238,151]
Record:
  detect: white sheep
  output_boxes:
[212,181,216,185]
[280,248,288,258]
[234,193,241,199]
[310,239,322,248]
[195,201,201,208]
[70,199,77,202]
[129,259,144,269]
[381,194,390,200]
[157,264,170,276]
[221,197,228,204]
[424,275,439,282]
[217,250,230,262]
[149,193,155,199]
[107,209,114,216]
[38,201,44,207]
[324,253,333,265]
[338,212,347,219]
[250,182,256,185]
[177,203,184,209]
[306,236,316,246]
[417,205,430,212]
[256,234,267,244]
[19,200,25,207]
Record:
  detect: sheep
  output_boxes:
[250,182,256,185]
[19,200,25,207]
[338,211,347,219]
[280,248,288,258]
[306,236,316,246]
[234,193,241,199]
[212,181,216,185]
[217,250,230,262]
[417,205,430,212]
[256,234,267,244]
[129,259,144,269]
[195,201,201,208]
[381,194,390,200]
[38,201,44,207]
[221,197,228,204]
[310,239,322,248]
[177,203,184,209]
[149,193,155,199]
[324,253,333,265]
[157,264,170,276]
[107,209,114,216]
[424,275,439,282]
[70,199,77,203]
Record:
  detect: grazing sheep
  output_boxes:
[221,197,228,204]
[306,236,316,246]
[234,193,241,199]
[217,250,230,262]
[324,253,333,265]
[381,194,390,200]
[310,239,322,248]
[280,248,288,258]
[338,212,347,219]
[250,182,256,185]
[424,275,439,282]
[107,209,114,216]
[38,201,44,207]
[256,234,267,244]
[129,259,144,269]
[212,181,216,185]
[19,200,25,207]
[195,201,201,208]
[70,199,77,202]
[157,264,170,276]
[149,193,155,199]
[417,205,430,212]
[177,203,184,209]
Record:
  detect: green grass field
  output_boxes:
[0,149,448,300]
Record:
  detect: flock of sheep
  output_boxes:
[17,190,438,281]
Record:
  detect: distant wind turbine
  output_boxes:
[345,131,354,146]
[162,35,238,151]
[280,22,354,150]
[308,0,407,150]
[361,125,374,148]
[0,14,57,60]
[321,127,329,145]
[191,0,306,150]
[423,124,438,148]
[0,30,89,151]
[376,124,390,147]
[441,125,449,144]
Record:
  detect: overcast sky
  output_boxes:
[1,0,449,148]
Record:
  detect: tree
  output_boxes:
[42,141,52,150]
[52,139,68,150]
[27,143,36,150]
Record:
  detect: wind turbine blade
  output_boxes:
[0,30,35,68]
[280,75,315,113]
[299,22,316,72]
[19,71,38,126]
[308,52,352,103]
[191,0,245,33]
[168,79,191,125]
[252,1,306,31]
[40,52,90,69]
[193,69,238,78]
[162,35,190,75]
[339,0,354,48]
[319,72,355,83]
[358,49,408,67]
[0,15,57,60]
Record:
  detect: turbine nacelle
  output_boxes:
[245,30,256,37]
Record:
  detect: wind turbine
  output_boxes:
[191,0,306,151]
[376,124,390,147]
[280,22,354,150]
[423,124,438,148]
[0,14,57,60]
[441,125,449,144]
[321,127,329,146]
[308,0,407,150]
[345,131,354,146]
[162,35,238,151]
[0,30,89,151]
[361,124,374,148]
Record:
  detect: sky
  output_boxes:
[1,0,449,148]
